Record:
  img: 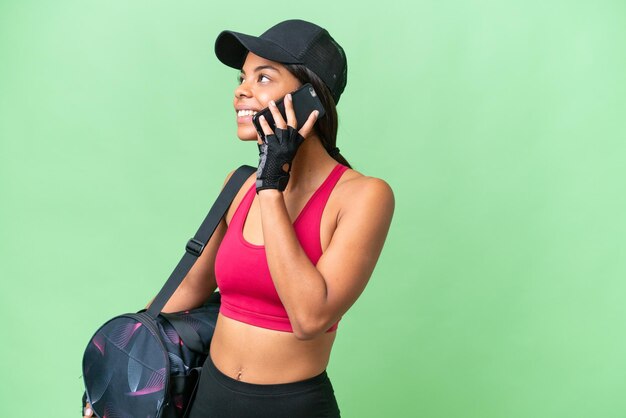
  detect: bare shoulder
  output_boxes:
[336,168,395,204]
[222,167,257,186]
[222,167,257,225]
[334,168,395,220]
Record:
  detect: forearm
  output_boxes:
[258,189,328,337]
[161,280,217,312]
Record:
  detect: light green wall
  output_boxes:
[1,1,625,417]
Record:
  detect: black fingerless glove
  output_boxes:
[256,126,305,193]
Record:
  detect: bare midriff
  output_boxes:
[209,313,336,384]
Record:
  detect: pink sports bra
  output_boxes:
[214,163,349,333]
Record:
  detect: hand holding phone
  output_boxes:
[252,84,325,193]
[252,83,326,140]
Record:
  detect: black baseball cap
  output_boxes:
[214,19,347,104]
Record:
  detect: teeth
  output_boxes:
[237,109,257,117]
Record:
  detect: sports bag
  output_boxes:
[82,165,256,418]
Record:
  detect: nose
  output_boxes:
[235,80,252,99]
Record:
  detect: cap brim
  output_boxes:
[214,30,300,69]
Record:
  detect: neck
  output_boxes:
[284,133,338,194]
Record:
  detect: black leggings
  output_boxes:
[188,353,341,418]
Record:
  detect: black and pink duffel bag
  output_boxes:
[81,165,255,418]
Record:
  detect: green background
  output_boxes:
[1,1,625,417]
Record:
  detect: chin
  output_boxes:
[237,125,259,141]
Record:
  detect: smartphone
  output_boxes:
[252,83,326,140]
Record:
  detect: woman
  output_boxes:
[84,19,394,418]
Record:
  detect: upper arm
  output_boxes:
[160,169,237,312]
[314,177,395,329]
[183,169,235,289]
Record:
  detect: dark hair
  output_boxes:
[283,64,352,169]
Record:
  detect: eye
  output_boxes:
[237,74,244,84]
[258,74,271,83]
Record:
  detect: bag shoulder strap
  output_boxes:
[146,165,256,318]
[160,314,205,353]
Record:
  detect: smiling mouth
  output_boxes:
[237,110,258,117]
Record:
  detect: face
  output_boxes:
[234,52,302,140]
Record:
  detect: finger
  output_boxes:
[298,110,319,139]
[256,130,264,145]
[83,403,93,417]
[284,93,297,129]
[268,100,287,130]
[258,115,274,138]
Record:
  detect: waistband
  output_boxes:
[206,352,330,396]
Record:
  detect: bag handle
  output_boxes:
[146,165,256,318]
